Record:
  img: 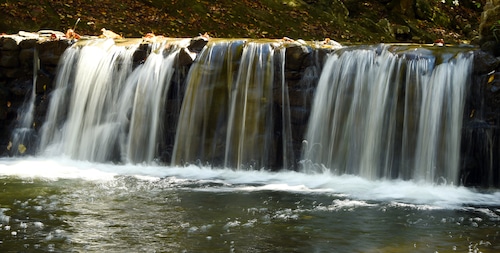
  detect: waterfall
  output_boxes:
[125,43,179,163]
[38,39,185,163]
[171,40,292,170]
[9,47,40,155]
[302,45,473,184]
[30,39,476,184]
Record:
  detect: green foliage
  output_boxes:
[491,20,500,42]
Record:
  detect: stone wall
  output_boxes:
[0,35,70,153]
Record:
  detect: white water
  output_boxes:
[37,39,190,163]
[303,46,472,184]
[8,42,485,188]
[39,39,140,161]
[1,157,498,210]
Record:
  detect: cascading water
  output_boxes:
[302,45,473,184]
[125,43,180,163]
[172,40,293,170]
[2,39,499,253]
[28,39,475,184]
[38,39,187,163]
[38,39,140,162]
[36,39,293,168]
[9,47,40,156]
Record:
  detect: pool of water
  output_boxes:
[1,157,499,252]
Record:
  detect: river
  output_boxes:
[1,157,499,252]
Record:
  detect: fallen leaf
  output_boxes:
[18,144,26,154]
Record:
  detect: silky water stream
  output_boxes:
[1,39,499,252]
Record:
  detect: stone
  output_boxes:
[37,40,70,66]
[0,37,19,51]
[187,35,208,53]
[19,48,35,72]
[2,67,22,79]
[178,47,196,66]
[9,78,32,96]
[473,50,499,74]
[35,72,51,94]
[285,44,310,71]
[0,50,19,68]
[19,39,37,49]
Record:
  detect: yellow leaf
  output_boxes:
[7,141,12,151]
[488,74,495,84]
[18,144,26,154]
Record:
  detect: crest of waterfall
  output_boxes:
[302,45,473,184]
[172,40,291,170]
[38,39,183,163]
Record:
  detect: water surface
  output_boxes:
[1,157,499,252]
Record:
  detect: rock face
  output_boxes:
[462,50,500,187]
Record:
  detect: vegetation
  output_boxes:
[0,0,486,43]
[492,20,500,41]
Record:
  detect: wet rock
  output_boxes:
[19,39,37,49]
[473,50,499,74]
[285,44,310,71]
[480,41,500,57]
[2,67,22,79]
[0,37,20,51]
[19,48,35,72]
[37,40,70,66]
[287,88,315,107]
[289,106,310,125]
[9,78,32,97]
[187,35,208,53]
[35,72,51,94]
[178,47,196,66]
[132,44,149,67]
[0,87,8,120]
[0,50,19,68]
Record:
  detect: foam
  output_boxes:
[1,157,499,209]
